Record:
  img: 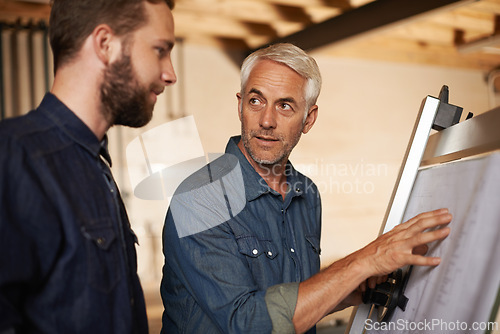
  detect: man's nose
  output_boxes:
[161,59,177,86]
[259,105,277,129]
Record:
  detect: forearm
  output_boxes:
[292,253,366,333]
[292,209,452,333]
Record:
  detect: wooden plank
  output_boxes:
[255,0,476,52]
[304,6,342,23]
[387,22,456,45]
[174,11,277,40]
[1,0,498,71]
[428,9,494,33]
[468,0,500,14]
[255,0,354,11]
[173,0,312,25]
[0,0,50,21]
[321,36,500,70]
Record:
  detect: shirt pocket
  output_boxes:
[81,219,122,293]
[236,236,279,286]
[237,236,278,259]
[305,235,321,272]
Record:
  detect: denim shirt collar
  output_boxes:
[38,93,112,166]
[225,136,304,202]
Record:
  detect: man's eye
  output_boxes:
[249,98,260,105]
[279,103,292,111]
[155,47,166,57]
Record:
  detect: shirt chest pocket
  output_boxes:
[237,236,278,259]
[81,219,122,293]
[236,236,280,286]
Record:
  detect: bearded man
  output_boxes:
[0,0,176,332]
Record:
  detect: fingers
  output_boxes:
[376,275,387,285]
[359,275,388,292]
[368,276,378,290]
[396,209,452,249]
[367,275,388,289]
[403,223,450,268]
[361,209,452,277]
[402,210,452,235]
[401,214,451,267]
[409,225,450,249]
[412,244,428,256]
[407,254,442,266]
[359,280,367,293]
[402,208,449,226]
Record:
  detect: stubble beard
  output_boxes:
[240,119,303,168]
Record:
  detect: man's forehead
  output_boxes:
[245,73,306,102]
[142,1,175,38]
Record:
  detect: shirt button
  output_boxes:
[97,237,106,246]
[291,248,295,253]
[252,249,258,255]
[267,251,273,257]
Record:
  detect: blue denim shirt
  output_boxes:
[161,136,321,333]
[0,93,148,333]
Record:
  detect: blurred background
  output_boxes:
[2,0,500,332]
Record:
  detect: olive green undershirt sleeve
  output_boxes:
[264,282,300,334]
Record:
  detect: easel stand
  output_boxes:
[346,86,500,334]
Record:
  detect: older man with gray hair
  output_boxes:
[161,43,451,333]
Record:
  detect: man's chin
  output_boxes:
[114,111,153,128]
[251,152,285,166]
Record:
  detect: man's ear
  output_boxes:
[92,24,120,65]
[302,105,318,134]
[236,92,243,121]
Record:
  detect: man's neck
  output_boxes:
[237,140,288,199]
[50,67,110,141]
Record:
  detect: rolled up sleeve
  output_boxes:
[265,282,299,334]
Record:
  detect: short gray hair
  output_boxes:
[240,43,322,112]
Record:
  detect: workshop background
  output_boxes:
[2,0,500,332]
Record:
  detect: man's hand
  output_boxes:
[293,208,451,333]
[360,275,388,292]
[356,208,452,278]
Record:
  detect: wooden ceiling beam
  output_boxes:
[387,22,458,46]
[304,6,342,23]
[255,0,477,52]
[254,0,353,11]
[173,0,311,25]
[271,4,314,25]
[382,18,491,47]
[323,36,500,70]
[457,31,500,53]
[0,0,50,22]
[428,9,494,34]
[468,0,500,15]
[174,12,277,45]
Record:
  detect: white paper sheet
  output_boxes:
[367,152,500,334]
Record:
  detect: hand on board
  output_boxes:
[355,208,452,278]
